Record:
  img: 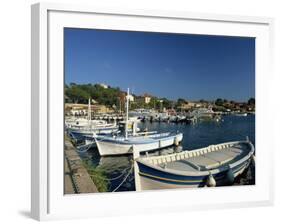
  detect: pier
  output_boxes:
[64,134,98,193]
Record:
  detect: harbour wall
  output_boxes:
[64,135,98,194]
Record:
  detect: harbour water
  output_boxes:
[78,114,255,192]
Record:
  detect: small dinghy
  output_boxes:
[133,138,255,191]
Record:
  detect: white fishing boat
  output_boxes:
[95,88,184,156]
[68,124,119,137]
[133,138,255,191]
[76,128,162,153]
[235,112,248,117]
[191,108,215,119]
[65,117,107,128]
[95,132,183,156]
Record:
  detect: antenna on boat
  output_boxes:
[125,88,129,140]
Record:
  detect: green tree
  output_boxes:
[215,98,224,106]
[248,98,255,105]
[176,98,186,107]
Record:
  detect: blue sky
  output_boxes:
[64,28,255,102]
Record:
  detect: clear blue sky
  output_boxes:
[64,28,255,102]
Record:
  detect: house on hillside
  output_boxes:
[98,83,108,89]
[143,93,152,104]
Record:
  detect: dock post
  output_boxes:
[133,145,141,191]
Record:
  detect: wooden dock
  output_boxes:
[64,135,98,194]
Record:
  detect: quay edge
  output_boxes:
[64,134,98,193]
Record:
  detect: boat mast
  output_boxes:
[88,98,92,130]
[125,88,129,140]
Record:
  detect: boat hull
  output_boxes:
[68,126,118,138]
[134,140,255,191]
[96,133,183,156]
[136,160,250,190]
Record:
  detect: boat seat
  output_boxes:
[220,148,241,157]
[229,147,243,154]
[165,160,199,172]
[203,151,233,165]
[185,156,219,170]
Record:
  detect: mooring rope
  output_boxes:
[88,164,134,192]
[89,166,131,181]
[76,141,93,153]
[111,165,134,192]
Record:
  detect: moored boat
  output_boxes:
[66,98,119,138]
[94,88,184,156]
[95,132,183,156]
[235,112,248,117]
[67,124,119,138]
[133,138,255,191]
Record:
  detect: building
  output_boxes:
[127,94,134,102]
[143,93,151,104]
[91,104,114,113]
[98,83,108,89]
[65,104,87,116]
[177,101,196,111]
[65,103,114,116]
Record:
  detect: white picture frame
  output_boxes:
[31,2,274,221]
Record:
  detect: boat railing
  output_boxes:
[141,141,245,165]
[134,131,158,136]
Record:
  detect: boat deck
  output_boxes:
[160,144,249,172]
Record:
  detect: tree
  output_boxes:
[162,98,173,109]
[248,98,255,105]
[215,98,224,106]
[176,98,186,108]
[199,99,208,103]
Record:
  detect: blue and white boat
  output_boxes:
[67,124,119,138]
[94,88,184,156]
[133,138,255,191]
[95,132,183,156]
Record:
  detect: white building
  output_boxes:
[144,96,151,104]
[127,94,134,102]
[143,93,152,104]
[99,83,108,89]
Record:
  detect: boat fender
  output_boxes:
[174,137,179,146]
[159,140,162,148]
[251,155,256,167]
[207,174,216,187]
[226,168,235,184]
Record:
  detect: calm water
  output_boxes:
[78,114,255,192]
